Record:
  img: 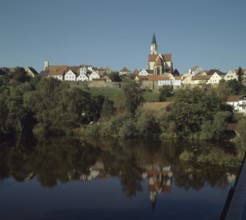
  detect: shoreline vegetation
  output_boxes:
[1,69,246,167]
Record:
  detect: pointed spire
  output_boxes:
[152,33,157,45]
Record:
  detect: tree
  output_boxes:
[101,97,115,118]
[121,79,145,116]
[0,82,34,137]
[236,116,246,145]
[159,85,173,101]
[59,87,95,127]
[23,78,64,135]
[109,71,121,82]
[169,87,228,139]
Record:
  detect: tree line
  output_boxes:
[1,68,246,144]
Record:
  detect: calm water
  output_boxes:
[0,138,239,220]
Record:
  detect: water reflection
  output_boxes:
[0,137,238,208]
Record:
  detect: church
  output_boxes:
[148,34,173,75]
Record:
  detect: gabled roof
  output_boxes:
[161,54,172,62]
[149,54,158,62]
[120,67,130,73]
[154,56,163,66]
[173,69,180,76]
[67,66,80,74]
[46,65,68,76]
[191,75,211,81]
[149,54,172,63]
[207,69,225,75]
[26,67,39,75]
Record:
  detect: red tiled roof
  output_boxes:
[67,66,80,74]
[191,75,211,81]
[46,65,68,76]
[155,56,163,66]
[148,54,158,62]
[227,95,245,102]
[161,54,172,62]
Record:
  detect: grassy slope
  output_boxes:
[89,87,160,105]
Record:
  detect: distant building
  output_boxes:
[43,62,100,81]
[148,33,173,75]
[224,70,238,81]
[188,66,203,75]
[226,95,246,114]
[119,67,131,76]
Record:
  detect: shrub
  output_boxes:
[136,109,160,136]
[118,118,138,138]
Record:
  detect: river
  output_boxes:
[0,137,240,220]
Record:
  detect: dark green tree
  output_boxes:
[101,97,115,118]
[170,87,229,139]
[121,79,145,116]
[109,71,121,82]
[159,85,173,101]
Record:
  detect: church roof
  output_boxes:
[148,54,172,62]
[154,56,163,66]
[148,54,158,62]
[161,54,172,62]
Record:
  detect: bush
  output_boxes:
[32,124,46,137]
[179,151,193,161]
[136,109,160,136]
[82,123,101,137]
[119,118,138,138]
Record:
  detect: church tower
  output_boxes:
[148,33,173,74]
[150,33,158,55]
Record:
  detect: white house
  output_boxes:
[226,95,246,114]
[119,67,131,76]
[44,65,68,80]
[188,66,203,75]
[89,71,100,81]
[64,70,77,81]
[206,72,223,85]
[223,70,238,81]
[77,72,88,81]
[77,67,89,81]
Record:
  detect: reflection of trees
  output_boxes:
[118,157,143,197]
[173,163,232,191]
[173,164,206,191]
[0,137,238,194]
[32,138,100,187]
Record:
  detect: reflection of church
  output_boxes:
[142,165,173,210]
[77,160,173,210]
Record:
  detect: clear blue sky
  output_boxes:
[0,0,245,73]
